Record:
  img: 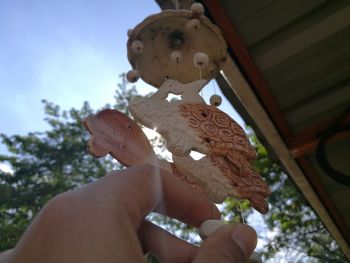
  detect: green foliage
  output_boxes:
[0,74,136,250]
[0,75,347,262]
[251,135,347,262]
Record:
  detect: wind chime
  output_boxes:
[83,2,270,262]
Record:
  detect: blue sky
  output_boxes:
[0,0,243,154]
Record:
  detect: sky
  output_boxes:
[0,0,244,155]
[0,0,158,140]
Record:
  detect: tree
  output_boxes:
[250,135,347,262]
[0,75,348,262]
[0,74,136,250]
[0,100,111,249]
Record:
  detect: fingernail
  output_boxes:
[230,224,257,259]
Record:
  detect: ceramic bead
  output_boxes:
[193,52,209,69]
[186,19,201,31]
[131,40,144,54]
[170,50,183,64]
[126,70,140,83]
[210,94,222,106]
[190,3,204,16]
[199,219,226,239]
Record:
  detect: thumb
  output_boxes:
[194,223,257,263]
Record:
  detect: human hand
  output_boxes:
[9,164,257,263]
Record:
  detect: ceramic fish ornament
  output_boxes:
[84,2,270,215]
[129,79,270,214]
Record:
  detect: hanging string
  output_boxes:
[199,65,204,98]
[175,57,179,80]
[174,0,179,10]
[239,202,246,224]
[212,79,217,95]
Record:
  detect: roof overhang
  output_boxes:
[204,0,350,258]
[155,0,350,258]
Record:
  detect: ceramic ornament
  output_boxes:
[82,109,155,166]
[126,7,227,87]
[130,96,270,213]
[209,94,222,106]
[82,109,171,172]
[84,2,271,216]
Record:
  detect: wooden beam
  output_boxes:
[297,157,350,245]
[202,0,293,138]
[202,0,350,258]
[220,56,350,259]
[287,113,350,157]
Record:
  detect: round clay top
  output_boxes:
[127,10,227,87]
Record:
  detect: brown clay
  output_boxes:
[82,109,157,167]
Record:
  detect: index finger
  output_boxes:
[109,164,221,229]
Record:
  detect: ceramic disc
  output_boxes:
[127,10,227,87]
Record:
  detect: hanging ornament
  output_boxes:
[210,94,222,106]
[190,3,205,17]
[186,18,201,31]
[127,29,133,37]
[170,50,183,64]
[126,69,140,83]
[84,4,271,260]
[87,0,270,215]
[193,52,209,69]
[126,8,227,87]
[130,40,144,54]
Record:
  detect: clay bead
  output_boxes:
[210,94,222,106]
[126,70,140,83]
[199,219,226,239]
[186,19,201,31]
[190,3,205,17]
[131,40,144,54]
[193,52,209,69]
[170,50,183,64]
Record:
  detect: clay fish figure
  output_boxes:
[129,80,271,214]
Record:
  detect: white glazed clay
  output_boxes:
[199,219,226,240]
[186,19,201,31]
[150,78,207,103]
[193,52,209,69]
[199,220,263,263]
[126,70,140,83]
[130,40,144,54]
[124,5,270,215]
[127,9,227,87]
[190,3,205,16]
[170,50,183,64]
[173,155,237,203]
[130,97,206,156]
[129,79,270,213]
